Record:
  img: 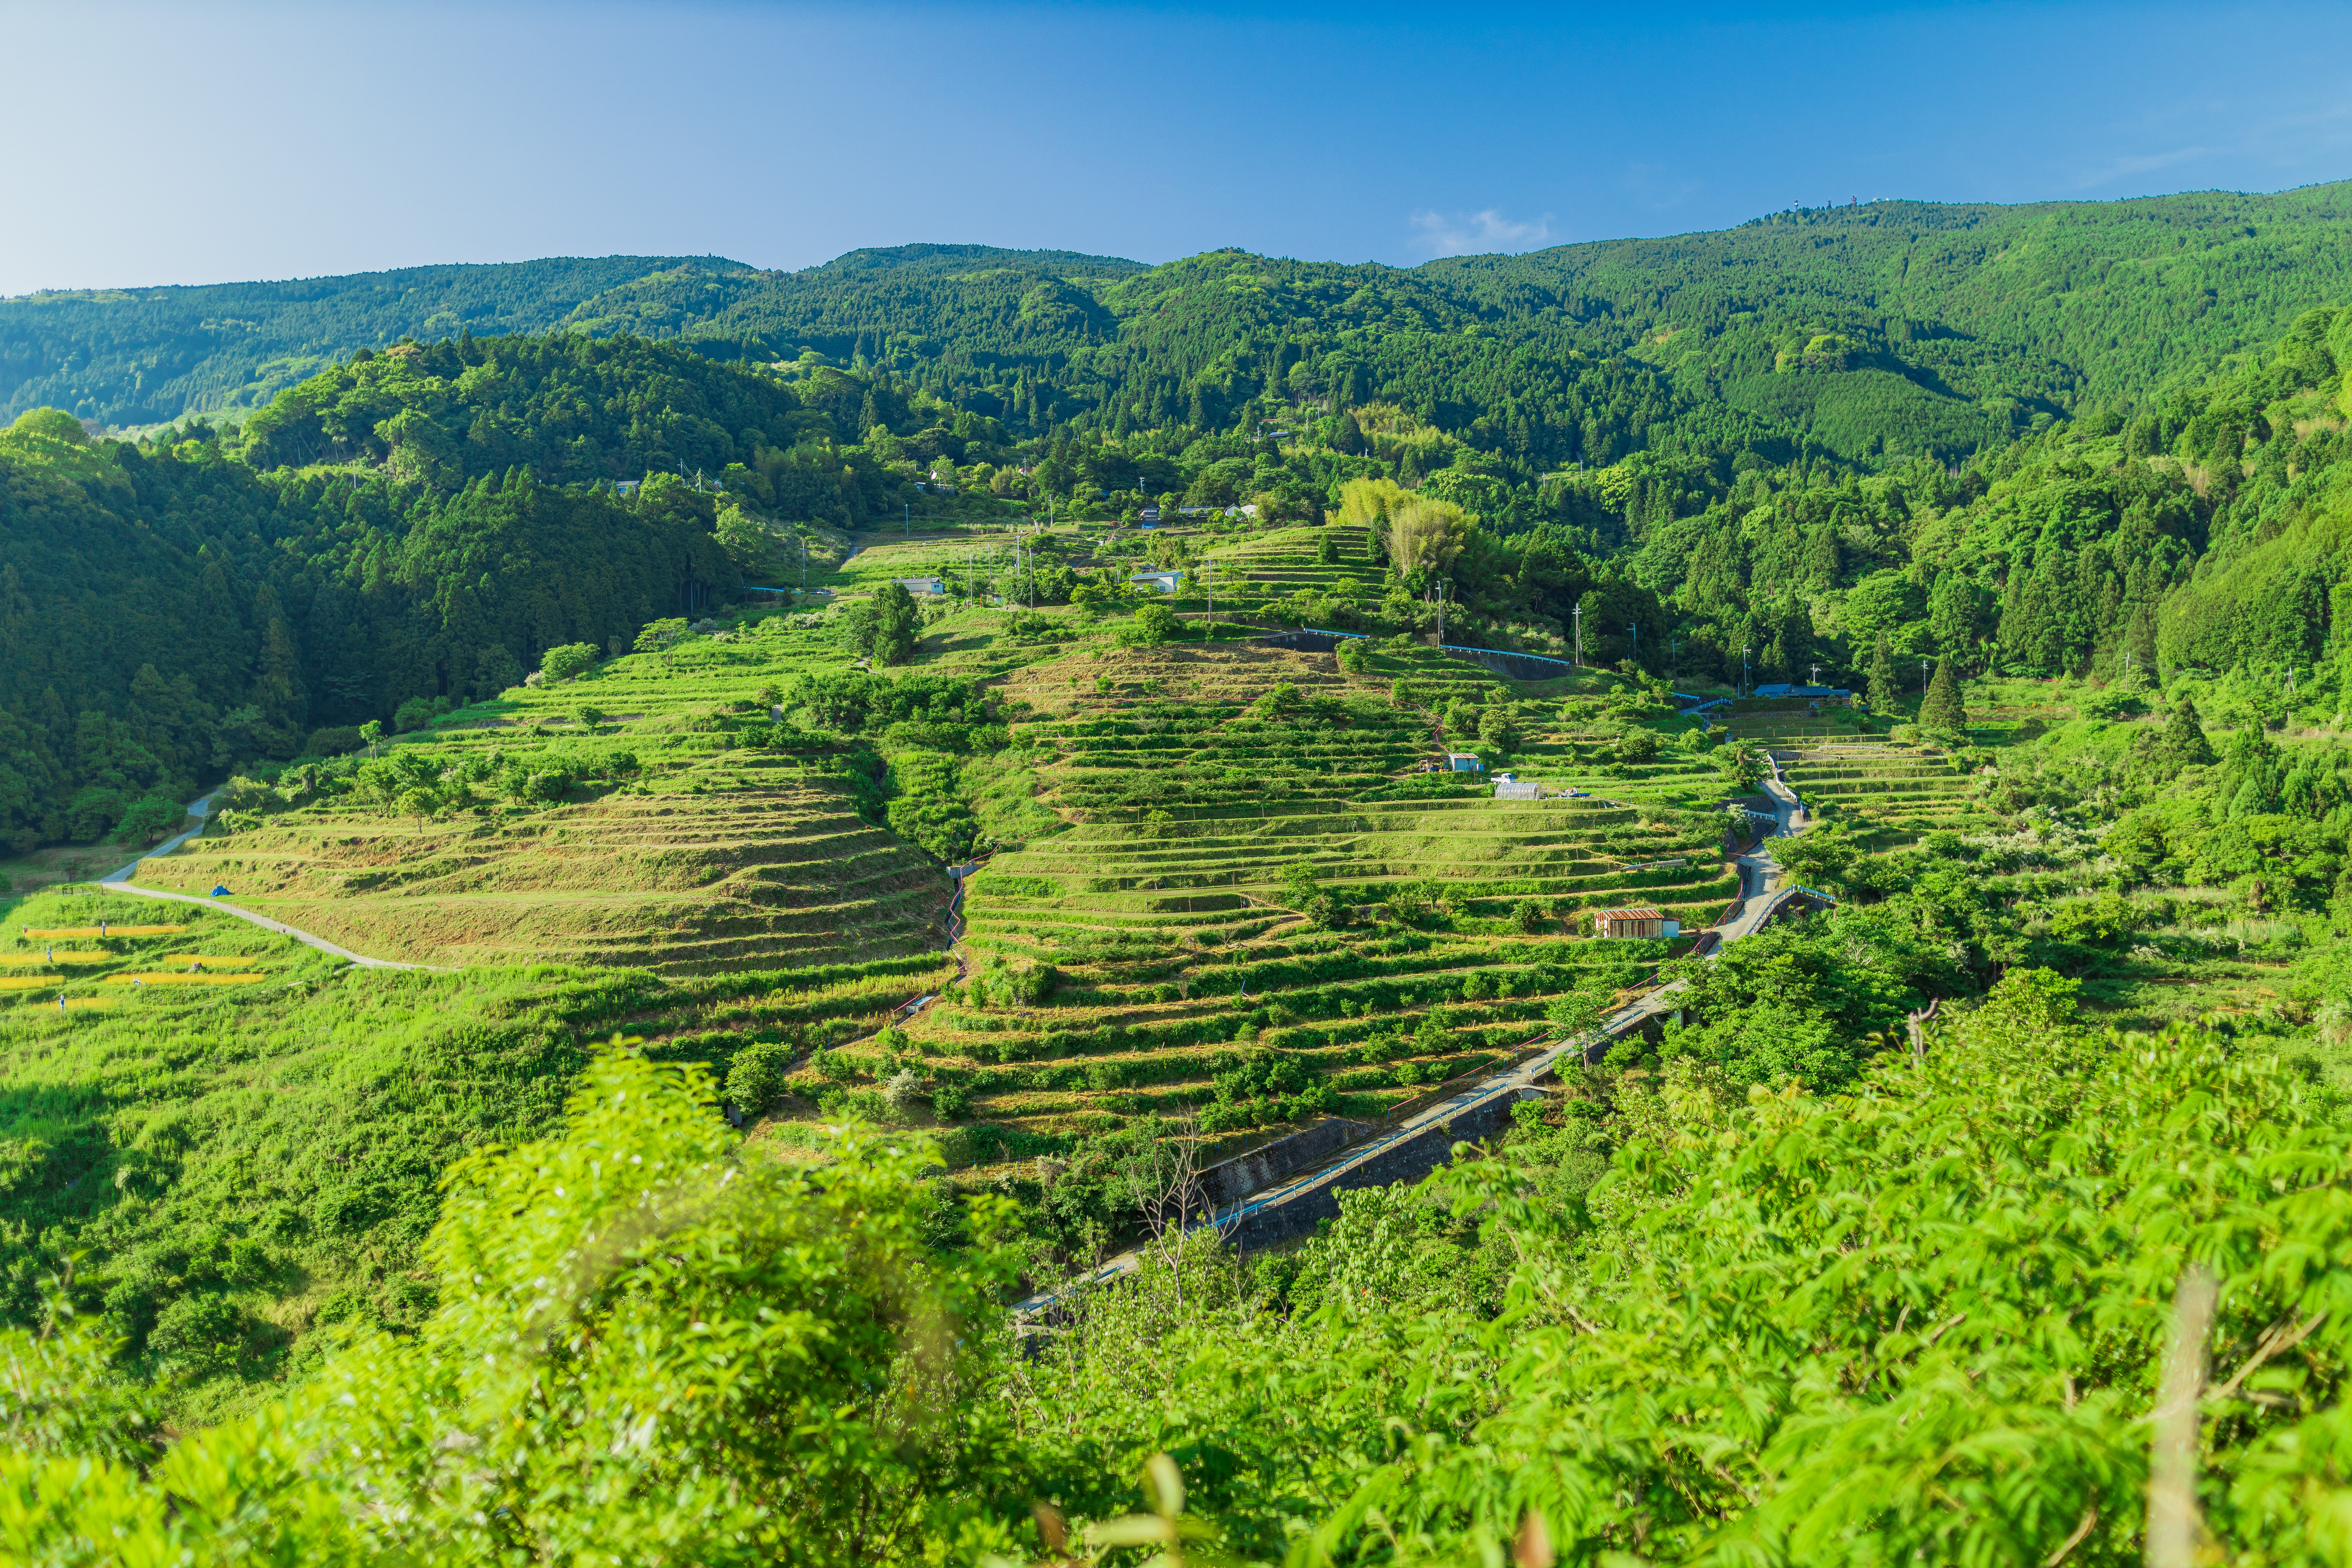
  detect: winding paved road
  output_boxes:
[95,794,438,970]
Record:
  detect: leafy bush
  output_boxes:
[1615,727,1661,762]
[967,957,1058,1009]
[538,641,600,683]
[726,1042,796,1115]
[113,795,186,844]
[1003,611,1075,644]
[146,1293,250,1380]
[633,617,690,652]
[1117,602,1181,647]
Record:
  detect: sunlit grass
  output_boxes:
[156,955,262,968]
[105,972,269,987]
[20,924,184,938]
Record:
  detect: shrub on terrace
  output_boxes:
[537,641,600,683]
[966,957,1058,1009]
[726,1042,796,1116]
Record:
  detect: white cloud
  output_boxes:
[2063,145,2214,192]
[1407,207,1554,258]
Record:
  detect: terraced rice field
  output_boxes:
[125,606,981,971]
[144,770,946,972]
[1208,523,1383,610]
[0,898,324,1010]
[91,518,1806,1164]
[1772,724,2306,1031]
[1779,741,1993,845]
[890,634,1746,1150]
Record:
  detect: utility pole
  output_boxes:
[1921,658,1930,698]
[1669,636,1679,685]
[904,501,909,539]
[1626,620,1638,672]
[1741,644,1750,697]
[1573,603,1583,666]
[1809,661,1820,686]
[1436,582,1447,645]
[1204,556,1213,637]
[799,533,806,596]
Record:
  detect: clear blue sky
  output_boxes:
[5,0,2350,295]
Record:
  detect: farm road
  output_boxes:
[97,794,440,971]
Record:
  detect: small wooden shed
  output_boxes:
[1594,905,1673,940]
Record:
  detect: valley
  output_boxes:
[6,185,2352,1564]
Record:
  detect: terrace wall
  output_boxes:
[1227,1089,1533,1250]
[1197,1115,1379,1209]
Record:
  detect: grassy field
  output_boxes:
[0,881,961,1421]
[123,606,967,972]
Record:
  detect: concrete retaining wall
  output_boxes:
[1198,1116,1377,1209]
[1226,1089,1535,1249]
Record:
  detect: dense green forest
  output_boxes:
[0,255,746,430]
[0,341,748,850]
[16,184,2352,469]
[669,183,2352,472]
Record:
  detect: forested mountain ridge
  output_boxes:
[0,254,750,428]
[18,182,2352,474]
[665,181,2352,470]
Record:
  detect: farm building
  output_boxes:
[1447,753,1484,773]
[1128,570,1182,593]
[894,576,947,595]
[1594,906,1680,940]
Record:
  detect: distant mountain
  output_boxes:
[0,255,750,427]
[662,183,2352,468]
[0,247,1148,430]
[807,243,1147,276]
[12,183,2352,467]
